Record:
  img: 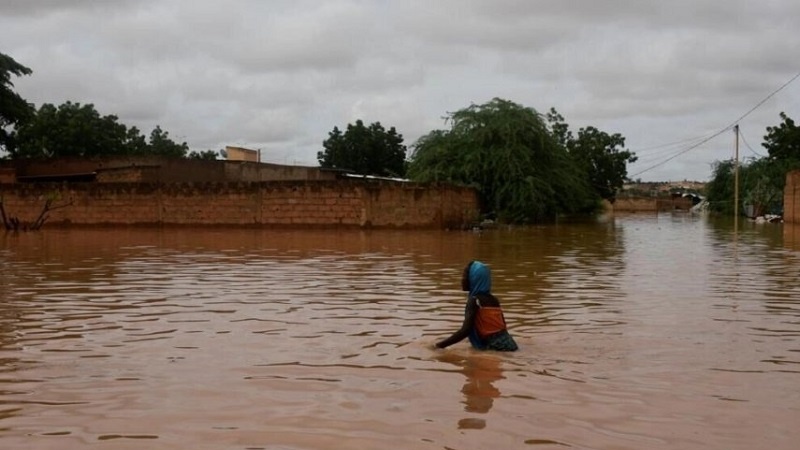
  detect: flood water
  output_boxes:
[1,213,799,450]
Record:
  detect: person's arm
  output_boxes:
[435,297,478,349]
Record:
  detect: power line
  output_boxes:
[633,134,719,163]
[726,70,800,129]
[632,131,719,153]
[629,70,800,178]
[629,126,731,178]
[738,126,765,158]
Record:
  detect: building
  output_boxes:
[225,146,260,162]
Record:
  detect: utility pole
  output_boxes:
[733,124,740,231]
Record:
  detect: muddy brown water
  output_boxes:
[1,213,799,450]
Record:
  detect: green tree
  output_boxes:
[12,101,188,159]
[707,157,795,216]
[763,112,800,163]
[125,126,149,155]
[545,108,572,148]
[408,98,597,223]
[317,120,407,177]
[741,157,786,216]
[0,52,35,157]
[188,149,220,160]
[706,159,738,215]
[13,102,131,158]
[547,108,637,203]
[147,125,188,158]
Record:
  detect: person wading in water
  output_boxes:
[434,260,518,351]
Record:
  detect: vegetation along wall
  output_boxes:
[0,180,479,229]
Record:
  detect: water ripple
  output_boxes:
[1,221,798,449]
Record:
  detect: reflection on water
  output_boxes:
[1,214,799,449]
[435,351,505,420]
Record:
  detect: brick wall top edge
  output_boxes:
[0,179,475,191]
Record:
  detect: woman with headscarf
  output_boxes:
[434,260,518,351]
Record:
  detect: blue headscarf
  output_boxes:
[468,261,492,296]
[466,261,492,349]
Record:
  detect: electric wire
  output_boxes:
[629,125,732,178]
[738,127,765,158]
[633,134,718,164]
[629,70,800,178]
[632,131,721,153]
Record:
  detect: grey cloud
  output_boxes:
[200,2,377,73]
[2,0,799,181]
[0,0,143,17]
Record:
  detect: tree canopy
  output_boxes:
[188,149,222,160]
[408,98,600,223]
[317,120,407,177]
[146,125,189,158]
[547,108,637,203]
[0,52,35,156]
[11,102,188,159]
[763,112,800,163]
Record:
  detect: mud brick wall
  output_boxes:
[1,157,339,183]
[0,181,479,229]
[613,196,694,212]
[0,168,15,184]
[785,170,800,224]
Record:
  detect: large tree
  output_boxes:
[13,102,129,158]
[317,120,407,177]
[547,108,637,203]
[0,52,35,156]
[763,112,800,163]
[12,101,188,159]
[408,98,597,223]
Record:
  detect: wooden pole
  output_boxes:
[734,124,740,231]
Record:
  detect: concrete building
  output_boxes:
[225,146,260,162]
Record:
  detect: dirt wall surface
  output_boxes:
[612,196,694,212]
[785,170,800,224]
[0,181,479,229]
[0,168,15,184]
[1,157,341,184]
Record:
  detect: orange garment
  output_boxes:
[475,307,506,339]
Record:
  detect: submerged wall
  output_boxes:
[785,170,800,224]
[613,196,694,212]
[0,180,479,229]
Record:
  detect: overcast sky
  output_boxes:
[2,0,799,181]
